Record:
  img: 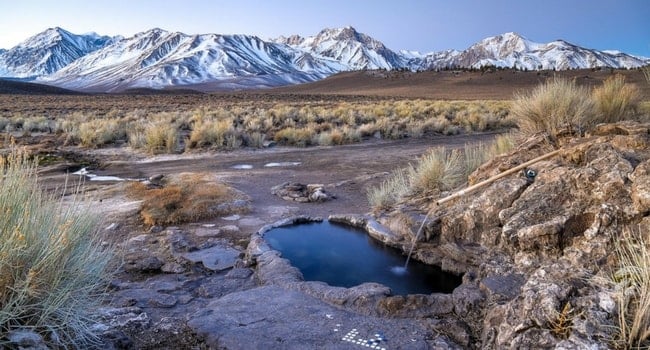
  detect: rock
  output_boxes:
[180,245,240,271]
[452,283,485,317]
[125,255,164,273]
[630,160,650,212]
[105,222,119,231]
[165,229,195,253]
[188,285,458,349]
[271,182,334,203]
[161,262,186,274]
[96,307,150,329]
[219,225,240,234]
[479,273,526,301]
[7,329,48,349]
[222,214,241,221]
[149,174,164,182]
[365,219,402,244]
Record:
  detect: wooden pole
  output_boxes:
[435,148,562,206]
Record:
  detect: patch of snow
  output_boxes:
[232,164,253,169]
[264,162,301,167]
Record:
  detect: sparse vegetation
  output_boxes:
[592,74,640,123]
[0,96,514,152]
[511,77,595,138]
[612,224,650,349]
[408,147,464,195]
[0,148,114,348]
[126,173,248,226]
[367,134,515,210]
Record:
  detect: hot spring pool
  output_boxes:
[264,220,461,295]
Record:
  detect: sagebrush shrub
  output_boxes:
[0,148,114,348]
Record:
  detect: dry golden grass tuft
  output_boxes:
[126,173,247,226]
[612,223,650,349]
[511,77,595,138]
[592,74,641,123]
[367,134,515,211]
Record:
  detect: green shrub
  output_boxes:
[511,77,594,138]
[592,75,640,123]
[0,148,114,348]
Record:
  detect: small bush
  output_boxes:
[144,122,178,154]
[0,148,114,347]
[511,77,594,138]
[592,75,640,123]
[188,119,233,149]
[273,127,314,147]
[127,173,247,226]
[78,119,127,147]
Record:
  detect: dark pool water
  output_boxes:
[264,221,462,295]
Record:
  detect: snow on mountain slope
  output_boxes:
[2,26,647,92]
[444,32,648,70]
[275,26,406,70]
[0,27,115,78]
[42,28,337,92]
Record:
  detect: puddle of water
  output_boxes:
[72,168,126,182]
[264,221,461,295]
[232,164,254,170]
[264,162,301,167]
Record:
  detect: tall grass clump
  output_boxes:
[144,122,178,154]
[366,168,410,210]
[511,77,594,138]
[612,224,650,349]
[464,134,516,177]
[408,148,464,194]
[0,148,114,348]
[592,75,640,123]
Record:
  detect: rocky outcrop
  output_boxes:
[374,121,650,348]
[271,182,335,202]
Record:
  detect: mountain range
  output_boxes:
[0,26,647,92]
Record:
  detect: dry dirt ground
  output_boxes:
[40,132,499,228]
[31,132,497,348]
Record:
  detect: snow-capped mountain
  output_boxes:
[0,27,116,78]
[422,32,648,70]
[1,27,648,92]
[275,26,405,70]
[41,28,347,92]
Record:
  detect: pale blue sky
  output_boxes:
[1,0,648,56]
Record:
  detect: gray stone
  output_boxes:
[219,225,240,234]
[188,285,456,349]
[96,307,151,329]
[181,245,240,271]
[479,273,526,301]
[161,262,186,274]
[125,255,164,272]
[194,227,220,237]
[7,329,47,349]
[452,283,485,317]
[365,219,402,243]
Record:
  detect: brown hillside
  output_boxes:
[270,68,650,100]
